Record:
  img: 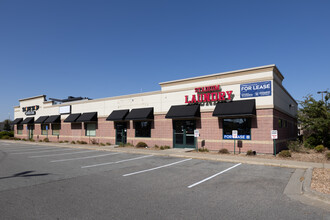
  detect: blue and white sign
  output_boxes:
[240,81,271,98]
[224,135,251,140]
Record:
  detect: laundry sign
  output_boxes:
[240,81,271,98]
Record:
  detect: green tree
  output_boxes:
[3,119,12,131]
[298,91,330,148]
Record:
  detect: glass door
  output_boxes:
[115,122,127,145]
[173,120,196,148]
[27,124,34,139]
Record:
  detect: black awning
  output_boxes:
[64,113,81,123]
[76,112,98,122]
[44,115,61,124]
[125,107,153,120]
[11,118,23,125]
[213,99,256,117]
[22,117,34,124]
[35,116,49,124]
[165,105,200,119]
[106,109,129,121]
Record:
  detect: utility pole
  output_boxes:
[317,91,327,102]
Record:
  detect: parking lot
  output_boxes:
[0,141,329,220]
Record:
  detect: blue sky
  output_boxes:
[0,0,329,121]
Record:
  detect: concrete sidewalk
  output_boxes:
[2,140,329,169]
[1,140,329,208]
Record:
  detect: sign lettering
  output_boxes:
[185,85,233,104]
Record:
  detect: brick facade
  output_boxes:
[14,108,297,154]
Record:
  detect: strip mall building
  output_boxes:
[12,65,297,154]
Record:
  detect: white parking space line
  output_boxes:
[81,155,154,169]
[187,163,242,188]
[50,152,120,162]
[11,148,76,155]
[123,158,192,177]
[29,150,95,158]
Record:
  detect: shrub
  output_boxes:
[43,138,49,142]
[154,145,159,148]
[1,135,10,139]
[106,142,111,146]
[287,140,302,152]
[136,142,147,148]
[80,141,87,144]
[218,148,229,154]
[59,141,64,143]
[100,143,105,146]
[159,145,170,150]
[326,152,330,160]
[246,150,256,156]
[22,138,27,141]
[64,140,69,143]
[279,150,291,157]
[14,137,21,140]
[314,145,325,153]
[71,141,76,144]
[29,139,35,142]
[39,140,43,142]
[91,139,98,145]
[76,141,81,144]
[199,148,209,152]
[0,131,14,138]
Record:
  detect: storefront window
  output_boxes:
[17,124,23,134]
[52,124,61,136]
[278,119,283,128]
[135,121,151,137]
[223,118,251,140]
[85,123,96,136]
[41,124,48,135]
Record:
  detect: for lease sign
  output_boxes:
[240,81,271,98]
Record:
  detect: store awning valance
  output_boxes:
[22,117,34,124]
[125,107,153,120]
[11,118,23,125]
[64,113,81,123]
[35,116,49,124]
[44,115,61,124]
[106,109,129,121]
[76,112,98,122]
[165,105,200,119]
[213,99,256,117]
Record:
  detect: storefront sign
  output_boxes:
[240,81,271,98]
[224,134,251,140]
[59,105,71,114]
[185,85,233,104]
[22,105,39,116]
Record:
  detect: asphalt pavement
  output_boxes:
[0,141,329,220]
